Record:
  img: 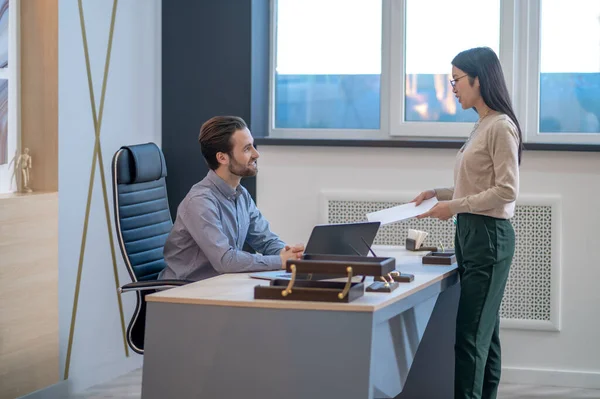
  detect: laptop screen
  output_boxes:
[303,222,381,256]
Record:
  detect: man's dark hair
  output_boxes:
[199,116,248,170]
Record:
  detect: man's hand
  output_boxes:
[416,201,453,221]
[410,189,436,206]
[280,244,304,269]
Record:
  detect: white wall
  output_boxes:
[257,145,600,388]
[58,0,161,393]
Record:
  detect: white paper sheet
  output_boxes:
[366,197,438,225]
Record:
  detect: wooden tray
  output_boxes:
[286,254,396,276]
[254,280,365,303]
[254,255,396,302]
[422,251,457,265]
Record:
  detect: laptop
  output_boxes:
[249,221,381,281]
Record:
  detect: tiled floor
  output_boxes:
[71,368,600,399]
[70,369,142,399]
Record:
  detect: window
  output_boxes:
[538,0,600,135]
[392,0,503,137]
[273,0,382,132]
[269,0,600,146]
[404,0,500,123]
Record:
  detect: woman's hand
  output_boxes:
[417,201,453,221]
[411,190,436,206]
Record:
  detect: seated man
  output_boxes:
[159,116,303,281]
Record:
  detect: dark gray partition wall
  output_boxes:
[162,0,269,217]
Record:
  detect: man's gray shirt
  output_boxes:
[159,170,285,281]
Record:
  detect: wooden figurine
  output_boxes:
[16,148,32,193]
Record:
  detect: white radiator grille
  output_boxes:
[327,201,553,323]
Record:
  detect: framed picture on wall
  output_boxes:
[0,0,8,166]
[0,0,19,193]
[0,78,7,165]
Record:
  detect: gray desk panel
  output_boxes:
[395,281,460,398]
[371,293,438,397]
[143,304,374,399]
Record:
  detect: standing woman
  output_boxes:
[413,47,522,399]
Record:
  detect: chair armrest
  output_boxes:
[119,279,193,293]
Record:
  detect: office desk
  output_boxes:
[142,246,459,399]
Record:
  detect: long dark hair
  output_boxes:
[452,47,523,164]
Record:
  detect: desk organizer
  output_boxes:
[422,251,457,265]
[405,238,438,252]
[254,254,396,303]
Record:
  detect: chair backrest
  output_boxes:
[112,143,172,283]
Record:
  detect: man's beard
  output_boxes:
[228,157,258,177]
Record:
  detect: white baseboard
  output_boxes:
[502,367,600,389]
[500,318,560,332]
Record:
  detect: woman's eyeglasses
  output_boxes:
[450,74,468,88]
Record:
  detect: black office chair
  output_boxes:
[111,142,191,354]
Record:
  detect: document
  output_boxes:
[366,197,438,225]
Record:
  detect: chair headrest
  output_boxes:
[116,143,167,184]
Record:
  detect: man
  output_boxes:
[159,116,303,281]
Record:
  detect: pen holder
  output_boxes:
[390,271,415,282]
[366,281,398,293]
[366,270,414,293]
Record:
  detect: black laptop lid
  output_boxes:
[304,222,381,256]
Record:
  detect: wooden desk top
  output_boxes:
[147,246,457,312]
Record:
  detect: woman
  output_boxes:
[413,47,522,399]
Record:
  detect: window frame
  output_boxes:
[389,0,514,139]
[268,0,388,140]
[522,0,600,145]
[267,0,600,146]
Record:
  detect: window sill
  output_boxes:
[255,137,600,152]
